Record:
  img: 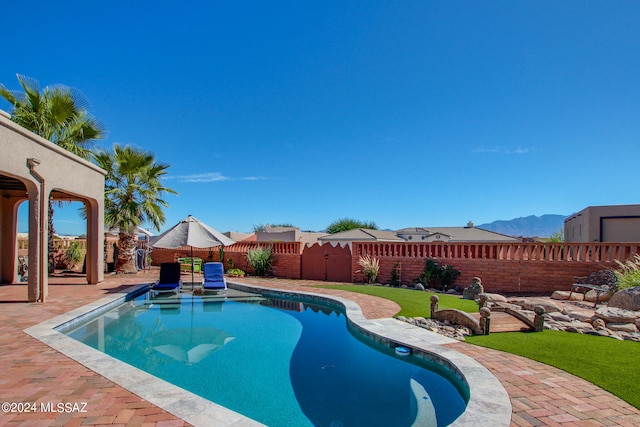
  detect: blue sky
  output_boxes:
[3,1,639,235]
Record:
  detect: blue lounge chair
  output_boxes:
[202,262,226,294]
[152,262,182,293]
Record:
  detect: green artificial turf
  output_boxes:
[317,284,640,409]
[466,330,640,409]
[315,284,478,318]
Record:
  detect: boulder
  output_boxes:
[608,286,640,311]
[463,277,484,300]
[605,323,639,333]
[414,283,425,291]
[547,312,573,322]
[565,310,595,323]
[595,307,640,323]
[485,293,508,303]
[592,318,606,329]
[584,289,614,303]
[509,298,561,313]
[551,290,584,301]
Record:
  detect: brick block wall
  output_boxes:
[150,248,301,278]
[151,242,626,295]
[354,255,616,294]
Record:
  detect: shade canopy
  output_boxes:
[151,215,235,249]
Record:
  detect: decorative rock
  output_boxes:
[547,312,573,322]
[592,318,606,329]
[595,307,640,323]
[606,323,639,333]
[584,289,614,303]
[462,277,484,300]
[446,289,458,294]
[485,293,508,303]
[509,298,561,313]
[572,321,596,331]
[608,286,640,311]
[551,290,584,301]
[565,310,595,323]
[414,283,425,291]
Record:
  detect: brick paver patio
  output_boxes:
[1,272,638,426]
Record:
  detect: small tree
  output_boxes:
[390,263,401,287]
[416,258,461,291]
[247,246,273,276]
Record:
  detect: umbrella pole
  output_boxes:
[191,246,194,291]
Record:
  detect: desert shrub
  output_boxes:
[247,246,273,276]
[357,254,380,284]
[614,254,640,290]
[64,242,83,269]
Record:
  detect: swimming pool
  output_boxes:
[25,282,512,426]
[63,290,467,426]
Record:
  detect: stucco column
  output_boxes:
[0,195,21,284]
[27,158,48,302]
[85,199,104,284]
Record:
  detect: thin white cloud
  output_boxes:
[166,172,268,183]
[473,146,533,154]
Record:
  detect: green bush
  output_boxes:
[415,258,461,291]
[614,254,640,290]
[226,268,245,277]
[247,246,273,276]
[390,263,401,287]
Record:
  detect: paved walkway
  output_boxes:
[0,272,638,426]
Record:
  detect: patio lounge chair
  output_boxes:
[152,262,182,293]
[202,262,226,294]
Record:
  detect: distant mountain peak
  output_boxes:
[477,214,566,238]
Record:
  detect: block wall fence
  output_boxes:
[149,241,640,294]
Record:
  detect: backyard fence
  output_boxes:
[145,240,640,294]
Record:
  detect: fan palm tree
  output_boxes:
[0,74,105,271]
[94,145,177,273]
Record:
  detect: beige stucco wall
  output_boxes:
[564,204,640,242]
[0,111,106,301]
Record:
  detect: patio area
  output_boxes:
[1,271,639,426]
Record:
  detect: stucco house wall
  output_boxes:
[564,204,640,242]
[0,110,106,301]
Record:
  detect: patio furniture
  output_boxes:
[202,262,226,295]
[151,262,182,293]
[569,270,618,308]
[179,257,203,273]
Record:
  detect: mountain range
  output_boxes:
[477,214,566,238]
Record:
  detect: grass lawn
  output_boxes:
[317,284,640,410]
[466,331,640,409]
[316,284,478,317]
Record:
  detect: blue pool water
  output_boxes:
[65,292,467,426]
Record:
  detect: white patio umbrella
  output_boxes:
[151,215,235,288]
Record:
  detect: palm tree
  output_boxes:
[94,145,177,273]
[0,74,105,271]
